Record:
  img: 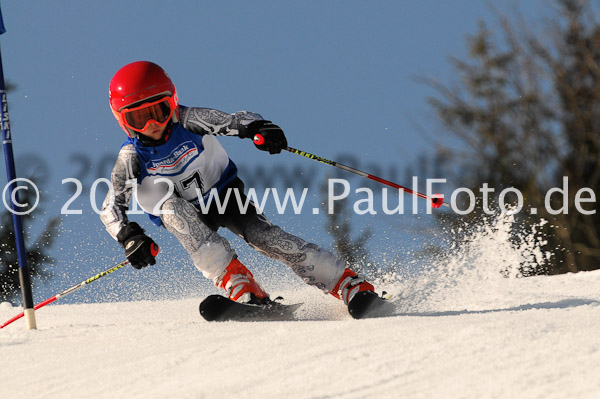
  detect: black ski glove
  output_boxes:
[117,222,159,269]
[239,120,287,154]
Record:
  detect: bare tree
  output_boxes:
[0,186,61,303]
[424,0,599,274]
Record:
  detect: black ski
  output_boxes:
[347,291,395,319]
[199,294,302,322]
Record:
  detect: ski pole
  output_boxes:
[1,255,142,329]
[253,135,448,208]
[0,259,129,329]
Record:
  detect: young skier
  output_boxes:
[101,60,377,311]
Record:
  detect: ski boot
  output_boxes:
[330,268,375,305]
[331,268,390,319]
[215,258,269,304]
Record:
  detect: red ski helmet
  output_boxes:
[109,61,179,137]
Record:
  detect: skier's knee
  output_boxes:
[160,197,235,280]
[160,197,198,225]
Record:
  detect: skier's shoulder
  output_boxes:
[115,138,141,168]
[120,141,136,153]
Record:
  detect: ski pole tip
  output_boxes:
[431,194,444,209]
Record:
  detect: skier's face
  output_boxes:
[139,123,168,141]
[119,94,175,138]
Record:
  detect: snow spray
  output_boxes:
[389,212,553,314]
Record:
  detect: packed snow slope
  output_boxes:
[3,215,600,399]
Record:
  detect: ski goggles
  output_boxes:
[120,95,176,132]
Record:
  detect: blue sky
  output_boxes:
[0,1,550,303]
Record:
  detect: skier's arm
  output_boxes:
[100,145,158,269]
[100,144,140,240]
[179,106,288,154]
[179,106,264,137]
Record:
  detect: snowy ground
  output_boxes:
[2,271,600,399]
[3,216,600,399]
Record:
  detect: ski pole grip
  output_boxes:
[150,243,159,257]
[253,134,265,145]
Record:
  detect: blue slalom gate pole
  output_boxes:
[0,5,37,329]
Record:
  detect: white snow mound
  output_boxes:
[2,214,600,398]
